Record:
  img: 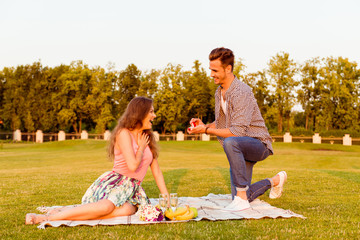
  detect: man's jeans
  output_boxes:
[223,137,271,202]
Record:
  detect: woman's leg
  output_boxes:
[98,202,136,219]
[26,200,136,224]
[48,199,115,221]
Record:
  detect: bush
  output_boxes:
[319,129,360,138]
[289,127,314,136]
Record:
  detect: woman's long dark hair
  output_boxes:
[108,97,158,160]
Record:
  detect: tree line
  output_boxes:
[0,52,359,135]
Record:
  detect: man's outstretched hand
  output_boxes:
[188,118,206,134]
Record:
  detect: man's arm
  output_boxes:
[205,121,216,128]
[189,121,236,138]
[205,127,236,138]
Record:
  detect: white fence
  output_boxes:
[0,130,359,146]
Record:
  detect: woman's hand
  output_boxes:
[138,132,150,152]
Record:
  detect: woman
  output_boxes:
[26,97,169,224]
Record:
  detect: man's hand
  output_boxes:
[190,118,205,127]
[188,118,205,134]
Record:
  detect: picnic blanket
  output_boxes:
[37,193,305,229]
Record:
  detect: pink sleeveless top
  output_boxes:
[112,132,153,182]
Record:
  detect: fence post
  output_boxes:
[36,130,43,143]
[153,131,160,142]
[104,130,111,141]
[201,133,210,141]
[13,129,21,141]
[343,134,352,146]
[283,132,292,143]
[81,130,88,140]
[312,133,321,144]
[176,131,184,141]
[58,131,66,141]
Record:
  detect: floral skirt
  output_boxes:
[81,171,150,207]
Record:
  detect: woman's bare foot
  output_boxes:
[25,213,48,225]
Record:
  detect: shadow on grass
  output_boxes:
[216,167,231,186]
[318,169,360,184]
[210,167,231,195]
[142,169,188,198]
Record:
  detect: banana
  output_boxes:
[175,208,195,221]
[165,206,191,220]
[174,206,189,217]
[190,207,198,218]
[165,208,175,220]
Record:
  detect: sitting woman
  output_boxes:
[26,96,169,224]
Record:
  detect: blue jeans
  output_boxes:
[223,137,271,202]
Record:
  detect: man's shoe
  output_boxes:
[269,171,287,199]
[224,196,250,211]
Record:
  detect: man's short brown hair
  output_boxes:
[209,47,234,72]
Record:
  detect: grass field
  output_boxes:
[1,140,360,239]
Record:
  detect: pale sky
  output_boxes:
[1,0,359,73]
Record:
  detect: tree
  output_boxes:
[53,61,92,133]
[0,69,6,129]
[86,66,114,133]
[233,58,247,81]
[318,57,360,130]
[297,58,321,130]
[183,60,213,123]
[268,52,298,132]
[154,64,188,133]
[1,66,27,131]
[137,69,159,98]
[113,64,142,118]
[243,70,277,131]
[44,64,70,132]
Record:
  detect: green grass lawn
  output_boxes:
[1,140,360,239]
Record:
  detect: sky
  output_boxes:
[1,0,359,74]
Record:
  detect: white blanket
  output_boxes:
[37,193,305,229]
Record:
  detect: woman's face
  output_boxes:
[142,105,156,130]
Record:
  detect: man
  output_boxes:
[188,47,287,211]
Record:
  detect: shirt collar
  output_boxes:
[224,75,238,97]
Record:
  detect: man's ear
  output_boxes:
[225,64,232,74]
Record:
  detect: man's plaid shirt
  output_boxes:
[215,76,273,154]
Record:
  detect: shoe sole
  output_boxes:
[269,171,287,199]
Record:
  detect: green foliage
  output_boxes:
[297,57,321,130]
[268,52,298,133]
[0,53,359,134]
[183,60,214,123]
[318,57,360,131]
[113,64,142,118]
[289,127,314,136]
[319,129,360,138]
[154,64,188,133]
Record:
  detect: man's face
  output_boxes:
[209,59,227,86]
